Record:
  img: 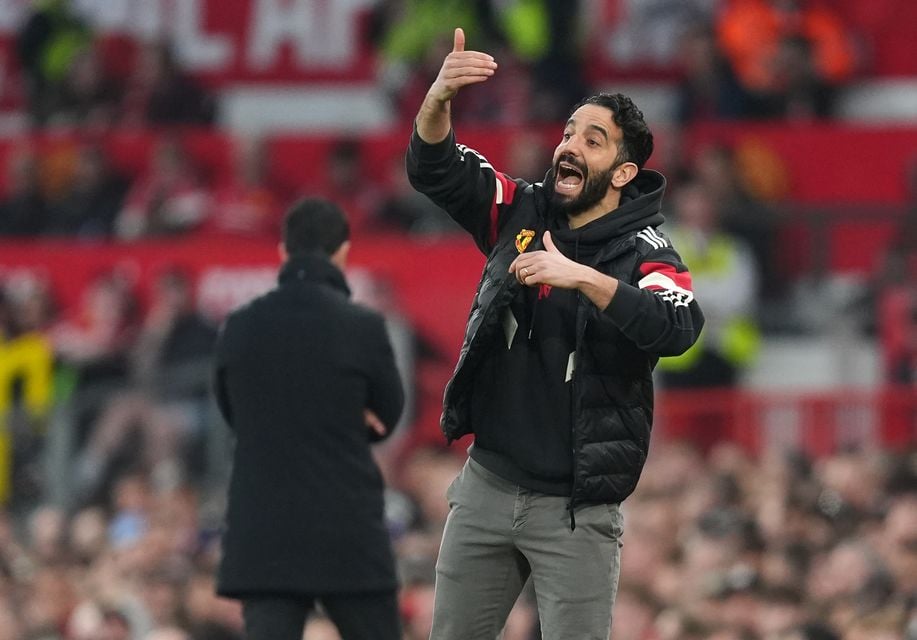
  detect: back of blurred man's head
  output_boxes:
[282,197,350,258]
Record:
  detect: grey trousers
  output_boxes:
[430,458,624,640]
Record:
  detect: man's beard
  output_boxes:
[546,164,616,218]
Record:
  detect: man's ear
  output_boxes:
[612,162,639,189]
[278,242,288,262]
[331,240,351,270]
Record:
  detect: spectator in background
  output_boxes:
[213,198,404,639]
[74,267,216,503]
[602,0,718,69]
[492,0,588,123]
[4,275,55,338]
[374,1,537,124]
[145,628,191,640]
[770,34,837,119]
[45,143,129,237]
[692,144,782,300]
[115,137,210,240]
[21,561,80,638]
[716,0,858,119]
[0,598,22,640]
[202,136,283,238]
[658,178,760,389]
[877,494,917,599]
[0,276,55,507]
[372,152,459,235]
[120,41,215,127]
[808,539,897,631]
[183,570,245,639]
[874,159,917,385]
[16,0,92,126]
[51,44,122,129]
[778,622,841,640]
[0,145,48,236]
[0,437,914,638]
[310,139,381,233]
[372,0,480,109]
[49,268,138,388]
[675,23,752,123]
[504,131,553,184]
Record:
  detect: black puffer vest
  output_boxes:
[442,171,669,508]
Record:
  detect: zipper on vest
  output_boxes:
[568,345,579,531]
[528,295,538,340]
[568,293,590,532]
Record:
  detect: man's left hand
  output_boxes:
[364,409,388,437]
[509,230,589,289]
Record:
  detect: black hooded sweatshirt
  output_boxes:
[469,174,668,494]
[407,128,704,508]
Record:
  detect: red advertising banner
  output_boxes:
[0,0,380,93]
[0,234,483,354]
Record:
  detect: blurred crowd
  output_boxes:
[0,438,914,639]
[2,0,876,132]
[1,1,916,639]
[0,125,471,240]
[372,0,862,125]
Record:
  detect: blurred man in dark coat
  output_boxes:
[212,197,405,640]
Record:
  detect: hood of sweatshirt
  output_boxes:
[546,169,667,262]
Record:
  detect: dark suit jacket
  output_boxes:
[213,252,404,597]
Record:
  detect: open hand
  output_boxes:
[427,28,498,104]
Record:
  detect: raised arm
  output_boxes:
[415,27,498,144]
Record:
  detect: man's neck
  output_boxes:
[567,192,622,229]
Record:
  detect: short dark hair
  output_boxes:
[282,197,350,257]
[572,93,654,168]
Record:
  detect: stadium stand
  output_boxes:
[0,1,915,638]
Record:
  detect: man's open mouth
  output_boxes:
[556,160,584,191]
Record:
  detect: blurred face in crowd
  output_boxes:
[0,601,20,640]
[807,541,874,602]
[5,146,40,194]
[675,182,718,234]
[73,146,108,192]
[152,139,190,182]
[69,507,108,561]
[235,136,268,185]
[145,629,190,640]
[153,271,192,316]
[609,588,656,640]
[10,279,54,332]
[882,496,917,590]
[680,25,720,78]
[136,42,174,85]
[84,274,131,328]
[507,132,552,184]
[69,48,106,97]
[97,610,131,640]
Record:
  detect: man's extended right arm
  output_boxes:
[414,28,497,144]
[408,29,528,253]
